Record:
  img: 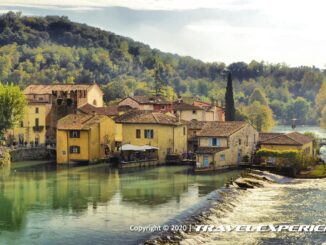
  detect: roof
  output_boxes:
[57,114,107,130]
[259,132,283,142]
[196,147,229,154]
[197,121,248,137]
[128,96,171,105]
[188,120,209,130]
[78,103,119,117]
[23,84,102,95]
[260,132,313,146]
[172,101,203,111]
[114,110,185,126]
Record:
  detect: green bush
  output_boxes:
[256,149,298,159]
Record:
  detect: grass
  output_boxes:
[299,164,326,178]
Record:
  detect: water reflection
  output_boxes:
[0,163,240,244]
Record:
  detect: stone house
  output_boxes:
[195,121,258,169]
[118,96,172,113]
[115,110,188,163]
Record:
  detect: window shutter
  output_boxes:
[216,138,220,147]
[210,138,213,146]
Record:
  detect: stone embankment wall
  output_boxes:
[10,147,56,162]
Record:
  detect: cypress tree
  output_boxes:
[225,72,236,121]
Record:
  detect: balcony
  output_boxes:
[33,126,44,132]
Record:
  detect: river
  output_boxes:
[1,125,326,245]
[0,163,240,245]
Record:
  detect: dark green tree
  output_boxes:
[225,72,236,121]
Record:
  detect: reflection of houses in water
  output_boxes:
[53,167,120,211]
[0,165,120,232]
[119,168,193,206]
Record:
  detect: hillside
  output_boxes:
[0,12,326,126]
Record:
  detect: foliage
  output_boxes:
[249,87,268,105]
[256,149,298,158]
[0,12,325,125]
[225,72,235,121]
[242,102,275,131]
[0,83,26,134]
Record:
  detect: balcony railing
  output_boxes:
[33,126,44,132]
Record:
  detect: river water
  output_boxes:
[0,163,240,245]
[181,172,326,245]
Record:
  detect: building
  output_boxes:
[195,121,258,170]
[118,96,172,113]
[187,120,208,152]
[8,102,47,145]
[77,103,124,151]
[23,84,104,140]
[115,111,188,163]
[56,114,116,164]
[259,132,313,156]
[172,98,225,122]
[193,100,225,122]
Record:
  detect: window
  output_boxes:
[70,130,80,138]
[70,146,80,154]
[20,121,24,128]
[35,118,39,127]
[35,107,39,113]
[192,110,197,114]
[38,97,43,101]
[246,136,249,146]
[183,127,186,136]
[93,99,97,106]
[210,138,220,146]
[193,130,197,136]
[144,129,154,139]
[136,129,141,138]
[220,154,225,161]
[238,139,242,145]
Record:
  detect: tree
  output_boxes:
[249,87,268,105]
[286,97,309,123]
[320,105,326,129]
[0,83,26,135]
[243,102,275,132]
[103,81,129,102]
[316,81,326,113]
[225,72,235,121]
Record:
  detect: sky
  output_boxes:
[0,0,325,68]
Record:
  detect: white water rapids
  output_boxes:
[179,172,326,245]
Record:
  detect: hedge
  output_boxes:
[256,149,299,159]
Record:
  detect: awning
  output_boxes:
[121,144,159,151]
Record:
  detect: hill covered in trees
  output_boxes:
[1,12,326,128]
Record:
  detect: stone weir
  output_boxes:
[144,170,276,245]
[10,147,56,162]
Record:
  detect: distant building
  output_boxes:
[259,132,313,156]
[172,98,225,122]
[195,121,258,169]
[118,96,172,113]
[8,102,47,145]
[23,84,104,140]
[115,110,187,163]
[56,114,116,164]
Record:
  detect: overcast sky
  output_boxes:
[1,0,325,68]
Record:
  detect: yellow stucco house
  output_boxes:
[115,111,188,163]
[9,102,47,145]
[56,114,116,164]
[259,132,313,156]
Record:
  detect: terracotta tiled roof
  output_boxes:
[260,132,313,146]
[196,147,229,154]
[115,110,185,126]
[172,101,203,111]
[130,96,171,105]
[259,132,283,142]
[78,103,119,117]
[188,120,208,130]
[23,84,101,95]
[57,114,107,130]
[197,121,248,137]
